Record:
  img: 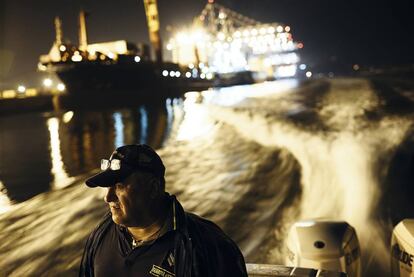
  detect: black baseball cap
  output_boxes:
[85,144,165,187]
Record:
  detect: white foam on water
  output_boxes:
[208,78,413,275]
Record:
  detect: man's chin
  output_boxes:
[111,212,126,225]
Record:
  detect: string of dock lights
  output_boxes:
[1,78,66,99]
[17,85,26,93]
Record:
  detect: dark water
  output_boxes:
[0,98,181,204]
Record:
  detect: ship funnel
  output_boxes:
[143,0,163,63]
[78,10,88,51]
[54,17,63,45]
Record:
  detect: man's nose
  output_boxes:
[104,186,117,203]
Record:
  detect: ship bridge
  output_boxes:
[166,1,302,79]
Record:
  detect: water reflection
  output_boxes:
[204,79,298,106]
[113,112,125,148]
[0,100,179,206]
[139,106,148,144]
[0,181,12,213]
[47,117,73,189]
[177,92,216,141]
[175,80,299,141]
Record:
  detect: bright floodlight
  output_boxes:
[134,56,141,62]
[37,62,47,71]
[267,26,275,34]
[175,71,181,77]
[191,28,206,41]
[299,64,307,70]
[71,53,82,62]
[176,32,190,44]
[17,85,26,93]
[63,111,74,123]
[169,71,176,77]
[107,52,115,59]
[185,72,191,78]
[59,45,66,51]
[43,78,53,87]
[306,71,312,78]
[217,32,225,41]
[162,70,168,77]
[57,83,65,91]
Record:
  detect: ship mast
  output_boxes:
[143,0,163,63]
[54,17,63,45]
[78,10,88,52]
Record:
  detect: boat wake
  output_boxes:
[204,78,414,275]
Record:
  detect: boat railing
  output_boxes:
[246,264,347,277]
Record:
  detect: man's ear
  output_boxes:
[149,178,160,199]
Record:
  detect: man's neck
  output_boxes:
[127,197,169,241]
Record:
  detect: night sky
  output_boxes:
[0,0,412,89]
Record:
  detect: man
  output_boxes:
[79,144,248,277]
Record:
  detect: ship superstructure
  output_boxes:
[167,1,302,81]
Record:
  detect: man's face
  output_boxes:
[104,171,154,227]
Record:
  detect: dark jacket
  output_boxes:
[79,195,248,277]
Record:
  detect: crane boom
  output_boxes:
[143,0,163,62]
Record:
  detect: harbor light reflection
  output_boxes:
[176,91,215,141]
[204,79,299,107]
[165,98,174,139]
[139,106,148,144]
[113,112,125,148]
[47,117,73,189]
[0,181,12,214]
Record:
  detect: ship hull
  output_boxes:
[49,61,212,95]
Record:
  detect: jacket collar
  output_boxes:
[168,194,190,238]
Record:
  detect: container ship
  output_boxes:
[38,0,303,94]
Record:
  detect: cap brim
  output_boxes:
[85,167,134,187]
